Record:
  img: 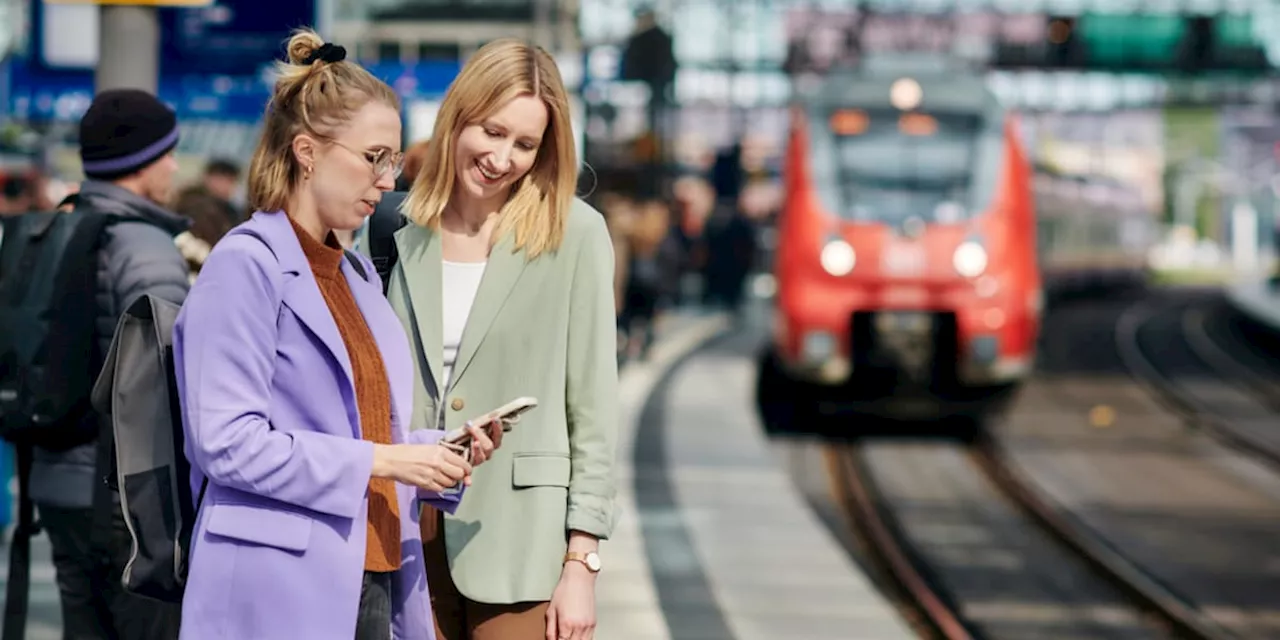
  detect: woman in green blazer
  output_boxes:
[387,38,618,640]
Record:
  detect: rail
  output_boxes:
[828,432,1233,640]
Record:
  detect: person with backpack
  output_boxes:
[21,88,192,640]
[170,31,499,640]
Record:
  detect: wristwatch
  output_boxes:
[564,551,602,573]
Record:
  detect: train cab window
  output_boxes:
[829,109,870,136]
[897,113,938,136]
[807,106,1002,227]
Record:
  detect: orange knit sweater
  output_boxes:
[290,218,401,572]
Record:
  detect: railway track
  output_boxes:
[1016,292,1280,638]
[1183,301,1280,418]
[817,291,1280,640]
[826,431,1228,640]
[1117,295,1280,471]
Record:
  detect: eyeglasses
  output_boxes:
[331,141,404,180]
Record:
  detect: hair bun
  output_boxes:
[286,30,324,66]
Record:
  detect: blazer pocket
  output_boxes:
[204,502,312,552]
[511,453,571,488]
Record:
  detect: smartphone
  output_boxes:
[441,396,538,446]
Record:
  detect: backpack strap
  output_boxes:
[83,217,129,605]
[2,443,36,640]
[88,398,116,575]
[368,192,408,294]
[344,250,369,282]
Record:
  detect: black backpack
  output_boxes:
[0,209,113,640]
[366,191,408,293]
[0,210,112,449]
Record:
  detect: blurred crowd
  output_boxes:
[2,127,781,365]
[1,156,247,276]
[594,141,781,363]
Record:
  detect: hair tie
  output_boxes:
[304,43,347,65]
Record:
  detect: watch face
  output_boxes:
[586,552,602,572]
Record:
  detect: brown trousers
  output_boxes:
[421,506,550,640]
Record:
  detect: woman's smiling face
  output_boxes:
[452,94,549,207]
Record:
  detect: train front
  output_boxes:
[761,66,1041,423]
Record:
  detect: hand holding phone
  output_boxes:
[371,442,471,493]
[441,396,538,460]
[438,423,495,467]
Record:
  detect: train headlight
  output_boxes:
[802,331,837,362]
[953,241,987,278]
[820,239,856,276]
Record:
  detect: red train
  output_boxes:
[757,62,1042,426]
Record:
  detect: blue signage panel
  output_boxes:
[27,0,315,77]
[0,58,11,120]
[7,63,271,122]
[158,0,316,76]
[364,61,464,99]
[8,59,463,123]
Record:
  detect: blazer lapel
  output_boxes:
[449,232,528,390]
[346,260,408,442]
[280,272,355,391]
[248,212,356,390]
[396,226,445,394]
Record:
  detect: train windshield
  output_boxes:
[807,107,1000,225]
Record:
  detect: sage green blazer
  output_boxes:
[387,198,620,604]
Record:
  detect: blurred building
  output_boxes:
[330,0,578,61]
[327,0,585,147]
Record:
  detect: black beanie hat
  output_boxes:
[79,89,180,180]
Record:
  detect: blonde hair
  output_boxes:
[404,38,577,259]
[248,28,400,212]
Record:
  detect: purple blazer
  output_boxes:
[173,210,461,640]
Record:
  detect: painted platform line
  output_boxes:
[596,312,734,640]
[657,338,917,640]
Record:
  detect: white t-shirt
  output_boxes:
[441,260,487,387]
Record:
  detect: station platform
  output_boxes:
[598,311,914,640]
[1,309,912,639]
[1226,278,1280,330]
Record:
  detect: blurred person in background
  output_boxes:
[173,31,496,640]
[701,142,757,314]
[669,173,713,306]
[201,158,241,205]
[618,194,680,362]
[599,192,636,362]
[597,192,634,305]
[36,88,191,640]
[391,38,618,640]
[173,159,241,244]
[0,172,35,252]
[171,159,243,276]
[0,172,37,215]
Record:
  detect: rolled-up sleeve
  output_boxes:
[174,235,375,520]
[563,213,620,539]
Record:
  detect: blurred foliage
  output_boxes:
[1163,108,1222,240]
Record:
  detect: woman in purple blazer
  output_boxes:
[171,30,499,640]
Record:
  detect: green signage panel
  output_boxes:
[1080,14,1185,68]
[993,13,1272,74]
